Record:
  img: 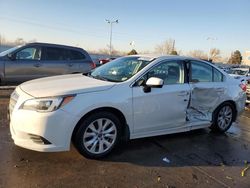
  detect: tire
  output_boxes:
[73,111,121,159]
[210,102,236,133]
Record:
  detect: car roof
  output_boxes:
[25,42,85,51]
[128,54,212,63]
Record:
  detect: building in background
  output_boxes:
[244,51,250,66]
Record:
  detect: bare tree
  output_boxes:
[28,38,37,43]
[155,39,175,55]
[210,48,221,62]
[0,34,7,46]
[15,38,25,45]
[188,50,208,59]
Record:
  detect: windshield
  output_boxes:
[90,56,152,82]
[228,69,248,76]
[0,46,21,57]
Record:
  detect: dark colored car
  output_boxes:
[99,57,116,65]
[0,42,95,84]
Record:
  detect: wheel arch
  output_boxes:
[71,107,130,142]
[212,100,237,123]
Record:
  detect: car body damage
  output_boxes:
[187,86,225,122]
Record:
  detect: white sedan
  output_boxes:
[9,55,246,159]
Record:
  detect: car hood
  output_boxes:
[20,74,116,97]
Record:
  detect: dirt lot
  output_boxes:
[0,89,250,188]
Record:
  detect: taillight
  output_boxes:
[90,62,96,69]
[240,83,247,92]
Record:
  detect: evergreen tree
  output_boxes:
[127,49,138,55]
[228,50,242,64]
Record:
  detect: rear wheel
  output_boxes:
[73,111,121,159]
[211,102,235,132]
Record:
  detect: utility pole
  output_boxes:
[105,19,118,57]
[172,39,175,52]
[207,37,217,61]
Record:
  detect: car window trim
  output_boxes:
[188,60,224,83]
[14,45,41,61]
[131,59,185,87]
[212,67,224,82]
[189,60,213,83]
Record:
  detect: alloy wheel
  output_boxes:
[217,105,233,130]
[83,118,117,154]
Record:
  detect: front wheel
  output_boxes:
[211,103,235,133]
[73,111,121,159]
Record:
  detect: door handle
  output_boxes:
[178,91,189,96]
[68,63,73,67]
[34,63,41,67]
[215,88,224,92]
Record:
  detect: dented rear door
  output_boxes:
[187,60,225,122]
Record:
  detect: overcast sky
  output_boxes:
[0,0,249,57]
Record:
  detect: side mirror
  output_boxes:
[7,53,15,60]
[143,77,163,93]
[146,77,164,88]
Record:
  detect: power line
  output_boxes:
[0,16,167,44]
[0,16,108,39]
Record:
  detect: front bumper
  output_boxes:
[9,87,79,152]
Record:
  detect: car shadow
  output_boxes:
[2,124,249,169]
[102,126,250,167]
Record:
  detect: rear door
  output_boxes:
[4,45,44,83]
[187,60,225,122]
[64,49,92,74]
[40,46,69,76]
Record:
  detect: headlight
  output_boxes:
[19,95,75,112]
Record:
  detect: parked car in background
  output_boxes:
[0,42,95,84]
[228,67,250,81]
[246,80,250,105]
[9,55,246,159]
[228,67,250,105]
[99,57,116,65]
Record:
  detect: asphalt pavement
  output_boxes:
[0,89,250,188]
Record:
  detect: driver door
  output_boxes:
[132,60,190,137]
[4,46,44,83]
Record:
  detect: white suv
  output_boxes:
[9,55,246,159]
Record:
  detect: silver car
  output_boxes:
[9,55,247,159]
[0,42,95,84]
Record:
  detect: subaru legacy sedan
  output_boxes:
[9,55,246,159]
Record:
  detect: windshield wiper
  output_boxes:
[93,75,109,81]
[89,74,121,82]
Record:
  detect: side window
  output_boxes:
[70,50,85,60]
[213,68,223,82]
[64,49,86,60]
[15,47,41,60]
[44,47,65,61]
[140,61,183,85]
[191,61,212,82]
